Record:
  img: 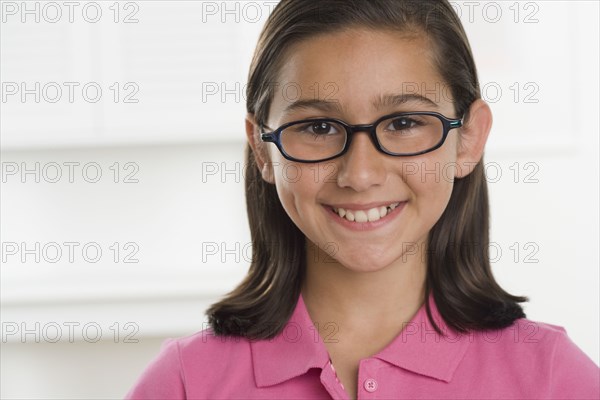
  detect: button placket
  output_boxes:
[358,358,382,397]
[329,357,346,391]
[321,358,350,400]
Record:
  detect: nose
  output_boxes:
[335,130,386,191]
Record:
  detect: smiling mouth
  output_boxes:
[329,202,402,223]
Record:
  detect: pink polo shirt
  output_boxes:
[125,292,600,399]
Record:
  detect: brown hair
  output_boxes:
[206,0,528,339]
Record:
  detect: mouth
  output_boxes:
[326,201,405,223]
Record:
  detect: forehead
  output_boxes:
[269,28,450,122]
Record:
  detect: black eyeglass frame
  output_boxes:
[260,111,464,163]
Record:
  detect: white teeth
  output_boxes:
[345,210,355,221]
[331,202,401,223]
[367,208,380,222]
[354,210,368,223]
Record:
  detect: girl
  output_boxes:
[126,1,599,399]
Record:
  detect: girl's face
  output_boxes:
[248,28,488,272]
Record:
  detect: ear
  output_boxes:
[455,99,493,178]
[245,113,275,184]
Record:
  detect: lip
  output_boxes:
[325,201,404,211]
[322,201,407,231]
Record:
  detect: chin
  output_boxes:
[337,255,393,273]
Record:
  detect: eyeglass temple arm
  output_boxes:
[258,124,276,142]
[449,118,463,129]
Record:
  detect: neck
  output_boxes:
[301,239,428,339]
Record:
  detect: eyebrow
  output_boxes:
[281,93,439,116]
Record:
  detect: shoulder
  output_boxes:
[534,320,600,399]
[125,328,253,399]
[176,327,253,374]
[466,317,599,399]
[124,337,185,399]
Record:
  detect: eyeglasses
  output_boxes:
[260,111,463,163]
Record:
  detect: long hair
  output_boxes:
[206,0,528,339]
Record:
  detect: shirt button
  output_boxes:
[364,378,378,392]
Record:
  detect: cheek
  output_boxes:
[272,161,319,218]
[405,167,453,203]
[404,151,457,218]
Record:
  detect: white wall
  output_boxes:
[1,1,598,398]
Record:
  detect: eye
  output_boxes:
[303,121,339,135]
[385,116,418,131]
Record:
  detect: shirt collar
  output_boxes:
[372,291,472,382]
[250,290,471,387]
